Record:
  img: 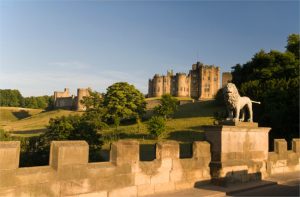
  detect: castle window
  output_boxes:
[158,87,160,92]
[208,76,210,80]
[187,88,189,91]
[158,79,161,83]
[214,77,217,81]
[180,87,182,91]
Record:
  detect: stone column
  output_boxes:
[204,123,271,186]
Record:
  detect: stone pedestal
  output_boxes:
[204,123,271,186]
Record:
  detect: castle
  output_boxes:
[148,62,221,100]
[53,88,90,111]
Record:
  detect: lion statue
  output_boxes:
[223,83,260,122]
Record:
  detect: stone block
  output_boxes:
[156,141,179,160]
[110,140,139,166]
[150,171,170,184]
[108,186,137,197]
[193,141,210,158]
[154,182,175,193]
[134,172,150,185]
[0,141,20,170]
[170,170,183,182]
[292,139,300,153]
[274,139,287,155]
[137,184,154,196]
[50,141,88,170]
[77,191,107,197]
[174,181,194,190]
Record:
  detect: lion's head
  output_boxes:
[223,83,240,108]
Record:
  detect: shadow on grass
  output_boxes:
[10,129,46,135]
[12,110,31,120]
[173,100,226,119]
[166,130,205,142]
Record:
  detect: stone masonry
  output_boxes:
[53,88,90,111]
[148,62,221,100]
[0,137,300,197]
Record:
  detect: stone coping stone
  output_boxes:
[0,141,20,148]
[203,125,270,131]
[219,120,258,127]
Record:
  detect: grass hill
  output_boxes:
[0,107,82,136]
[0,100,225,146]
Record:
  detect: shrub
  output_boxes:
[147,116,166,138]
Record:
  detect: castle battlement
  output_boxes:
[0,138,299,196]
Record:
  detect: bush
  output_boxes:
[154,94,179,119]
[147,116,166,138]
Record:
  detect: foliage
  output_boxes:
[286,34,299,59]
[44,115,103,151]
[0,89,54,109]
[147,116,166,138]
[154,94,179,119]
[0,89,23,107]
[231,34,299,141]
[103,82,146,123]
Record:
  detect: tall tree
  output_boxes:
[231,34,299,142]
[103,82,146,124]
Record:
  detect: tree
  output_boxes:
[231,34,299,143]
[0,89,23,107]
[44,114,104,160]
[153,94,179,119]
[103,82,146,124]
[147,116,166,138]
[286,34,300,59]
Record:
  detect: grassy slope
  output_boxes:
[101,100,224,148]
[1,101,225,145]
[0,107,82,135]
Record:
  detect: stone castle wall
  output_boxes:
[222,72,232,87]
[53,88,90,111]
[148,62,220,100]
[0,138,299,197]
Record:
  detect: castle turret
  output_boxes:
[76,88,90,111]
[176,73,190,97]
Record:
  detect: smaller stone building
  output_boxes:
[53,88,90,111]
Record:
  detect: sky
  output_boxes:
[0,0,299,96]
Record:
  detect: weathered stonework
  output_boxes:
[204,124,271,185]
[0,137,299,196]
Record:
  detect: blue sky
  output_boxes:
[0,1,299,96]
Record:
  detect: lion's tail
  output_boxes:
[251,100,261,104]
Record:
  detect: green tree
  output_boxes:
[103,82,146,124]
[286,34,300,59]
[43,114,103,160]
[147,116,166,138]
[231,34,299,143]
[0,89,23,107]
[153,94,179,119]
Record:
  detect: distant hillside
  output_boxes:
[0,107,82,135]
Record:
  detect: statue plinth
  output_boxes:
[204,123,271,186]
[219,120,258,127]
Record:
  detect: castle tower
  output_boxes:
[76,88,90,111]
[222,72,232,87]
[176,73,190,97]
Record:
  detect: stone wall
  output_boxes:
[0,140,211,197]
[1,138,299,197]
[267,139,300,174]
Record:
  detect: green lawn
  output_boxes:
[1,100,225,148]
[0,107,82,136]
